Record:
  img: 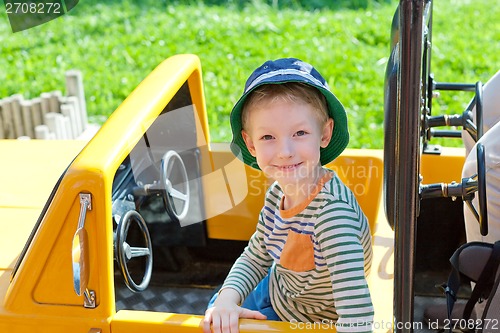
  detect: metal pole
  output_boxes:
[394,1,424,332]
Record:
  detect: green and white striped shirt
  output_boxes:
[222,169,374,332]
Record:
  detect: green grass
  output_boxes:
[1,0,499,148]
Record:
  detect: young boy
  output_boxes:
[203,58,373,333]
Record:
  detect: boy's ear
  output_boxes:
[241,130,257,156]
[320,118,334,148]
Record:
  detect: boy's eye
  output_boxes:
[261,134,274,140]
[295,130,307,136]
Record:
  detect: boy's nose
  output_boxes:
[277,139,294,159]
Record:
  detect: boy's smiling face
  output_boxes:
[241,99,333,192]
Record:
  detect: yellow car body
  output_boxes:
[0,54,466,333]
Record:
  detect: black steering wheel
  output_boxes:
[462,143,488,236]
[115,209,153,292]
[419,142,488,236]
[383,40,400,229]
[476,142,488,236]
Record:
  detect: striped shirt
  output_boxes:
[222,169,374,332]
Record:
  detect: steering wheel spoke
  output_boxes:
[130,246,151,258]
[168,187,189,201]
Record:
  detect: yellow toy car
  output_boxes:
[0,1,491,332]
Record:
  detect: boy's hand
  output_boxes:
[202,288,267,333]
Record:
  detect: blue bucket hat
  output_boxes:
[230,58,349,169]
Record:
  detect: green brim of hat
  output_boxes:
[230,81,349,170]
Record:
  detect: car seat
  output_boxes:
[429,241,500,333]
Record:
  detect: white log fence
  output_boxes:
[0,70,90,140]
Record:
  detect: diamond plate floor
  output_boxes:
[116,282,216,315]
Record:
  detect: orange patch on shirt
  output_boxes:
[280,230,315,272]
